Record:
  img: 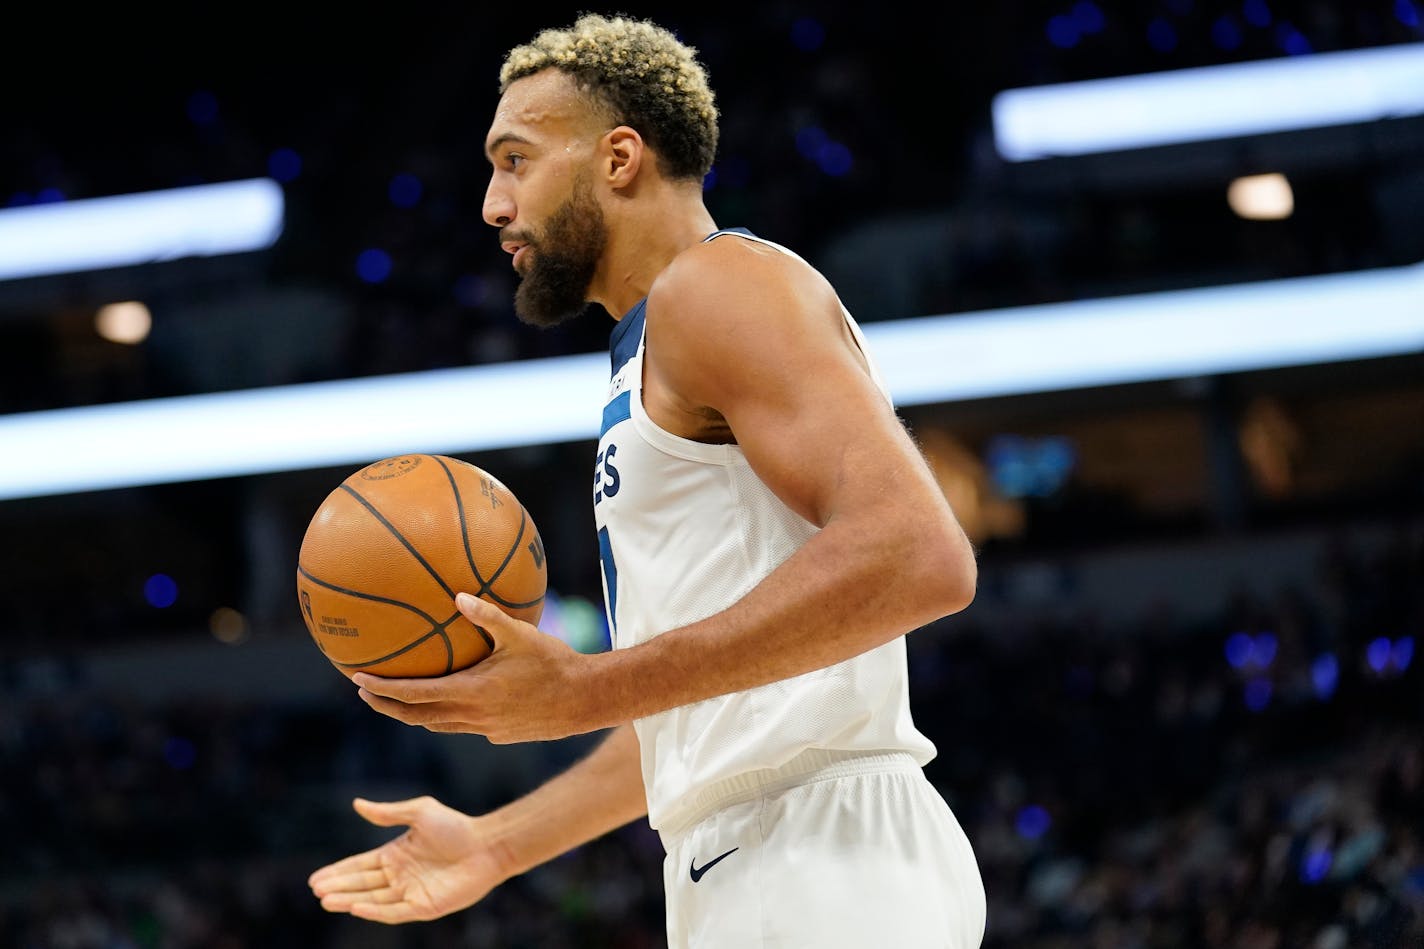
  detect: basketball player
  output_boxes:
[309,13,986,947]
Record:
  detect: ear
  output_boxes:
[602,126,645,189]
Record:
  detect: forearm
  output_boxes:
[591,501,975,725]
[479,723,646,879]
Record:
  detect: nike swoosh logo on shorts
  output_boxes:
[689,847,739,882]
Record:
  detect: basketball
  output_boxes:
[296,454,547,679]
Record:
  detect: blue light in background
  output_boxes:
[1396,0,1420,26]
[1047,14,1081,48]
[356,248,392,284]
[1165,0,1194,15]
[6,192,32,207]
[1243,0,1272,28]
[1252,632,1278,668]
[1225,631,1254,669]
[389,172,423,208]
[268,147,302,182]
[1366,636,1392,675]
[1276,23,1313,55]
[35,188,65,204]
[1212,15,1244,50]
[794,127,852,177]
[1311,653,1339,699]
[1300,846,1333,883]
[164,737,197,770]
[1244,677,1272,711]
[537,588,612,654]
[1148,18,1179,52]
[1393,636,1414,673]
[1073,1,1105,33]
[702,166,718,191]
[986,434,1076,498]
[790,17,825,52]
[186,90,219,126]
[816,141,853,177]
[144,574,178,609]
[796,126,829,159]
[1016,805,1052,839]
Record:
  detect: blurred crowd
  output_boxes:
[3,514,1420,948]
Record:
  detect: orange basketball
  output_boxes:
[296,454,546,679]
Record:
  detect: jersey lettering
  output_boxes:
[594,442,621,503]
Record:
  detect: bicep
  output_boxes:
[719,330,931,528]
[649,251,939,528]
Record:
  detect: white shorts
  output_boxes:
[660,750,986,949]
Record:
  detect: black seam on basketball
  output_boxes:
[494,592,545,610]
[479,507,534,609]
[439,458,539,610]
[435,455,492,596]
[300,570,488,671]
[327,612,459,669]
[299,566,443,625]
[467,507,535,609]
[338,483,457,599]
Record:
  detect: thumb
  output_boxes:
[455,592,515,636]
[352,796,428,827]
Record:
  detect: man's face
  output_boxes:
[507,174,607,328]
[483,71,609,327]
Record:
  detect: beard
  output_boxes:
[510,177,608,328]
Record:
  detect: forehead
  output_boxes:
[485,70,593,151]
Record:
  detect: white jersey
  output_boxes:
[592,228,937,835]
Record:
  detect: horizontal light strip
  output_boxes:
[0,356,608,500]
[870,261,1424,405]
[993,42,1424,161]
[0,178,285,281]
[0,261,1421,501]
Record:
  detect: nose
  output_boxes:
[483,180,513,228]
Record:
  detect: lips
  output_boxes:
[512,245,530,272]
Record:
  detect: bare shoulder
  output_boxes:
[646,232,842,347]
[642,232,868,417]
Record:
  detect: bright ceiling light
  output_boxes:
[95,301,153,344]
[1228,173,1294,220]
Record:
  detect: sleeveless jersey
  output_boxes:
[592,228,938,833]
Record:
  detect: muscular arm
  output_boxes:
[588,237,977,724]
[486,723,646,876]
[352,238,979,743]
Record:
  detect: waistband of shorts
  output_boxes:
[656,748,921,842]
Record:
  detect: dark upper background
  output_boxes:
[1,1,1422,645]
[0,0,1417,649]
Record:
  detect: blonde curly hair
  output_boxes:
[499,12,719,181]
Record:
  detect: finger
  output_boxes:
[309,850,382,888]
[351,672,444,702]
[311,868,390,897]
[352,795,430,827]
[321,887,404,914]
[423,722,477,734]
[455,592,517,636]
[357,688,438,724]
[348,899,426,925]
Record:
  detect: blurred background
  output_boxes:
[1,2,1422,947]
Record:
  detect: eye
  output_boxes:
[506,153,526,170]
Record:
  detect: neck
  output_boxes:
[589,187,718,319]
